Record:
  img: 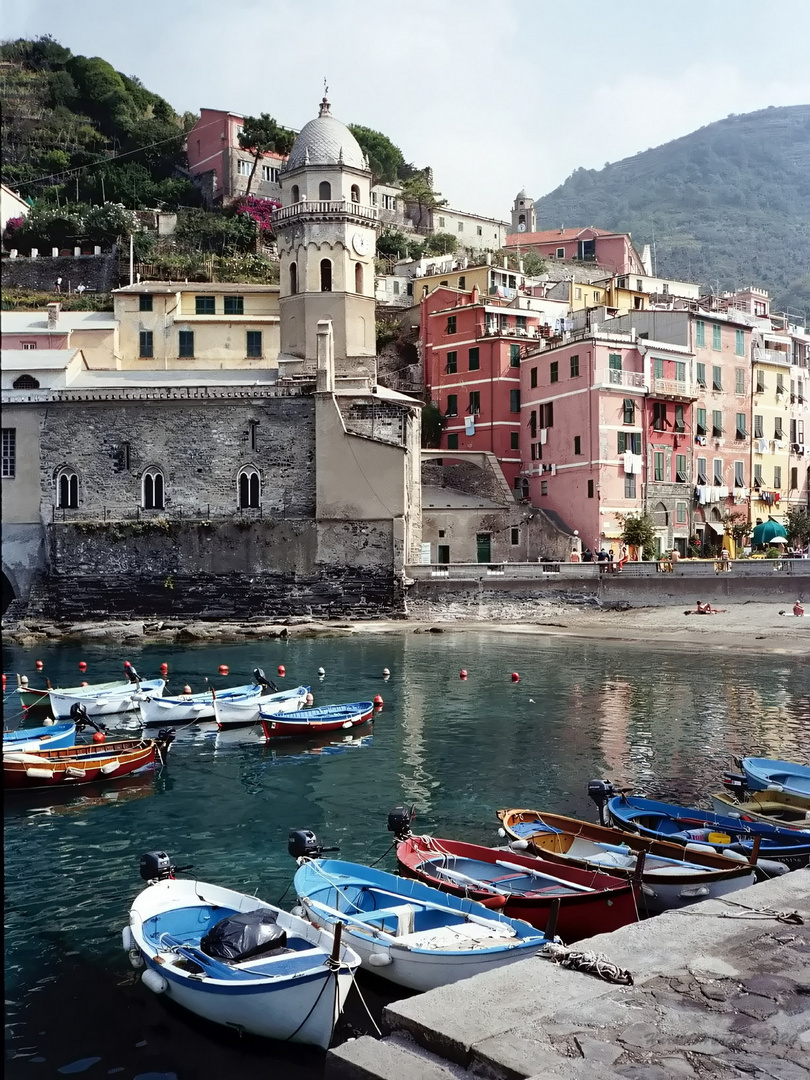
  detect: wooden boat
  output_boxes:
[738,757,810,799]
[3,733,174,790]
[15,675,51,711]
[3,721,76,754]
[214,686,310,730]
[709,788,810,829]
[260,701,374,739]
[497,808,757,913]
[292,853,546,992]
[606,792,810,869]
[49,677,166,720]
[125,853,360,1049]
[139,682,264,726]
[394,833,639,940]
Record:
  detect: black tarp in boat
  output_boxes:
[200,909,287,962]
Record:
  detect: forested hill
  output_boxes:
[532,105,810,316]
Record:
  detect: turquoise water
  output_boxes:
[3,632,808,1078]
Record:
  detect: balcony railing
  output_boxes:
[651,376,698,400]
[273,200,378,223]
[754,348,791,366]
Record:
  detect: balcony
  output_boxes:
[273,200,378,224]
[754,348,790,367]
[651,376,698,401]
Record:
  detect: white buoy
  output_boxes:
[122,926,134,951]
[141,967,167,993]
[317,667,325,676]
[368,952,393,967]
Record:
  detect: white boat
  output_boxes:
[139,682,263,727]
[49,678,166,719]
[292,853,546,993]
[214,686,311,730]
[125,853,360,1049]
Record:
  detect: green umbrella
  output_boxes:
[750,517,788,546]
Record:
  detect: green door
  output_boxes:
[476,533,492,563]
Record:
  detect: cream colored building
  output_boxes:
[1,308,117,368]
[113,282,280,369]
[751,327,792,524]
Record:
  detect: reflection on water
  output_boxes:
[4,632,808,1077]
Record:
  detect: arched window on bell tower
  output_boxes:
[290,262,297,295]
[319,180,331,201]
[350,184,360,203]
[291,184,300,202]
[355,262,363,294]
[320,259,332,292]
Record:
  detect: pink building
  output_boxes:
[520,333,698,556]
[505,227,645,277]
[421,284,544,481]
[186,108,286,207]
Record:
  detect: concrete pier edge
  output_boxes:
[327,869,810,1079]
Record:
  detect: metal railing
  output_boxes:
[754,348,791,366]
[651,377,697,399]
[406,559,808,580]
[597,369,646,389]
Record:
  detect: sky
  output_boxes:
[4,0,810,221]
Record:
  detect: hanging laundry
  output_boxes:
[550,464,557,476]
[695,435,707,446]
[623,450,633,475]
[718,485,729,499]
[464,416,475,436]
[540,429,548,444]
[631,454,643,475]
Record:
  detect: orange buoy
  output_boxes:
[373,694,384,706]
[183,685,192,695]
[218,664,229,676]
[159,662,169,675]
[78,661,87,672]
[511,672,520,683]
[459,669,468,679]
[92,731,106,743]
[36,660,44,671]
[278,665,286,677]
[2,673,6,691]
[81,681,89,686]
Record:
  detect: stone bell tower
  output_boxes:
[274,96,380,379]
[511,189,536,234]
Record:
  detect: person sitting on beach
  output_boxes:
[687,600,724,615]
[794,600,805,617]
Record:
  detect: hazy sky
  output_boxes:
[5,0,810,220]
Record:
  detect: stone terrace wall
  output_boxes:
[3,253,120,293]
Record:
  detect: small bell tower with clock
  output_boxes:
[511,189,535,235]
[274,96,380,378]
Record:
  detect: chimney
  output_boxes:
[485,252,492,265]
[315,319,335,393]
[502,256,508,269]
[47,302,61,328]
[471,284,480,304]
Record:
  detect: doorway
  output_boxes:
[476,533,492,563]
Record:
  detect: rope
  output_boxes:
[539,942,634,985]
[347,966,382,1036]
[676,897,803,925]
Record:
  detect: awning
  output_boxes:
[704,522,725,536]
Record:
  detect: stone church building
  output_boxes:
[2,98,422,619]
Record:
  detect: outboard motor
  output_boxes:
[155,727,176,764]
[69,702,106,736]
[124,661,141,684]
[387,805,415,840]
[253,667,278,694]
[587,779,616,826]
[722,771,749,796]
[287,829,340,861]
[139,850,193,883]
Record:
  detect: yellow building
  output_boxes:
[751,328,792,524]
[568,279,608,311]
[113,282,280,368]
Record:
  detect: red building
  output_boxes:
[505,227,645,277]
[422,284,546,485]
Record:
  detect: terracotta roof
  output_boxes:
[506,227,616,244]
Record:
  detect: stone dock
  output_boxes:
[328,870,810,1079]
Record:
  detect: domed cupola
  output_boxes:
[285,97,368,172]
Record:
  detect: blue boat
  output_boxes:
[292,851,547,992]
[739,757,810,799]
[3,721,77,754]
[606,793,810,869]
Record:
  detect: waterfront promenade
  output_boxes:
[329,870,810,1079]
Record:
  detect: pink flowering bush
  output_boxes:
[234,195,280,236]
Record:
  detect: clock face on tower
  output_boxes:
[517,222,526,232]
[352,231,372,256]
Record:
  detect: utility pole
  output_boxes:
[129,233,134,286]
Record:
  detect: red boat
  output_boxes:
[395,833,640,941]
[3,733,174,790]
[259,701,374,739]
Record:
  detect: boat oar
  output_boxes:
[494,860,596,893]
[430,864,511,896]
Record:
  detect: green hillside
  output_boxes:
[532,105,810,317]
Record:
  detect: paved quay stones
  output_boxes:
[328,870,810,1080]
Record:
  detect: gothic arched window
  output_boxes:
[238,466,260,509]
[320,259,332,292]
[290,262,297,295]
[355,262,363,294]
[319,180,331,201]
[57,470,78,509]
[142,468,165,510]
[291,185,300,203]
[350,184,360,203]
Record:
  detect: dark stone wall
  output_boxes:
[2,253,121,293]
[37,519,402,619]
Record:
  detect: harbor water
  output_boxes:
[3,631,808,1079]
